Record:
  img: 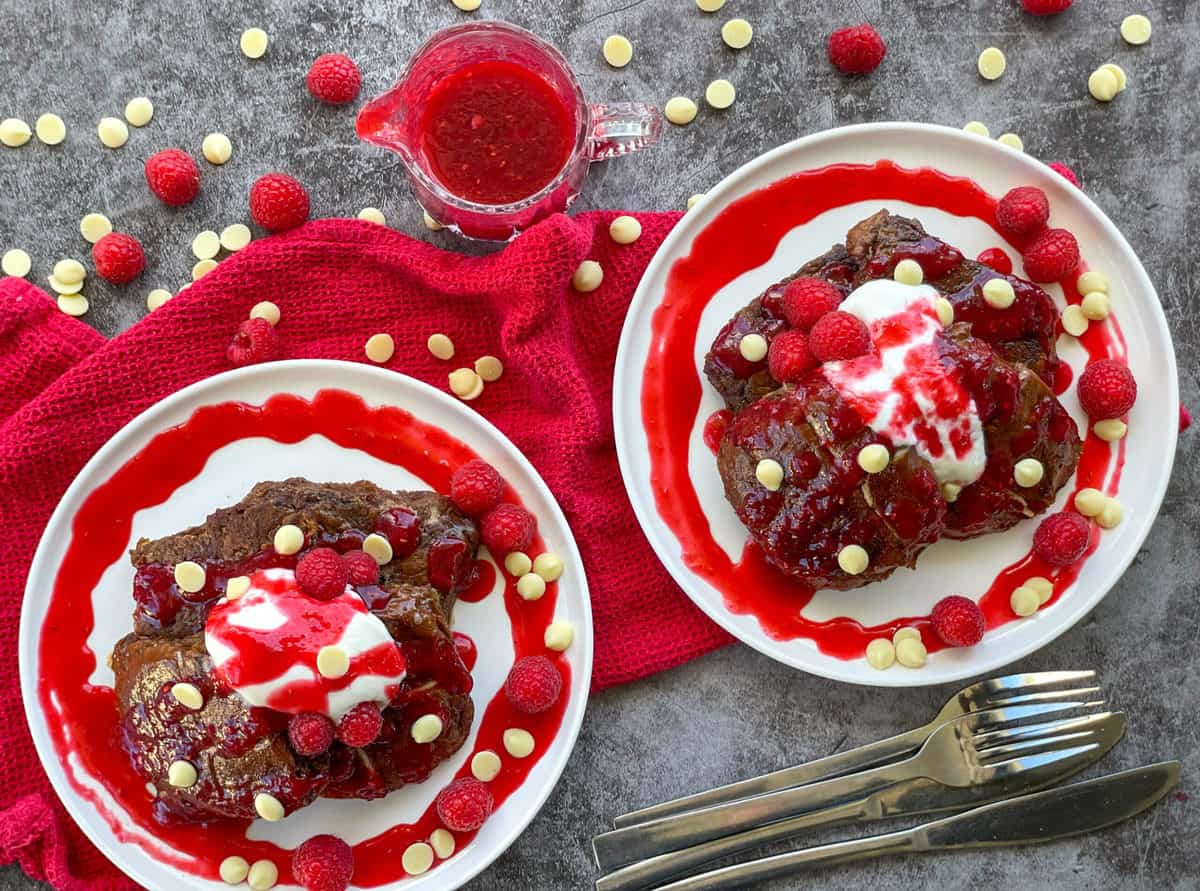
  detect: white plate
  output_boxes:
[614,122,1177,687]
[19,359,592,889]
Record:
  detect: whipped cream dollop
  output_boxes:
[205,567,406,720]
[822,278,986,486]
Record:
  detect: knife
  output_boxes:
[644,761,1182,891]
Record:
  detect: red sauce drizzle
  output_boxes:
[976,246,1014,275]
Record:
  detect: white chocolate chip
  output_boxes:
[503,727,535,758]
[474,355,503,382]
[147,288,172,311]
[1011,586,1040,617]
[246,860,278,891]
[97,116,129,148]
[448,368,482,398]
[504,551,532,576]
[1076,270,1108,294]
[1061,305,1089,337]
[603,34,633,68]
[1093,419,1128,441]
[721,18,753,49]
[471,749,502,782]
[837,544,869,575]
[1102,63,1128,92]
[738,333,768,362]
[402,843,434,876]
[609,215,642,244]
[544,619,575,651]
[664,96,698,126]
[893,259,923,285]
[1014,458,1045,487]
[174,561,207,593]
[705,79,736,109]
[963,121,990,138]
[1120,13,1151,45]
[0,118,32,147]
[892,626,921,645]
[35,113,66,145]
[533,552,564,582]
[411,714,444,744]
[192,258,218,281]
[273,524,305,555]
[865,638,895,670]
[1026,575,1054,604]
[2,249,31,278]
[895,637,927,668]
[363,532,394,564]
[422,209,444,231]
[1081,291,1110,321]
[942,483,961,503]
[316,646,349,679]
[935,296,954,326]
[192,230,221,260]
[997,132,1024,152]
[226,575,252,600]
[171,682,204,710]
[365,333,396,363]
[428,332,455,360]
[48,275,83,295]
[686,193,705,211]
[572,260,603,292]
[452,0,482,8]
[57,294,89,316]
[517,572,547,601]
[220,856,250,885]
[168,760,198,788]
[982,277,1016,309]
[1088,67,1120,102]
[1097,497,1124,529]
[755,457,784,491]
[203,132,233,165]
[358,206,386,225]
[977,47,1007,80]
[250,300,280,325]
[696,0,725,11]
[124,97,154,127]
[429,828,456,859]
[80,213,113,243]
[460,375,485,401]
[857,444,890,474]
[1074,488,1106,517]
[240,28,269,59]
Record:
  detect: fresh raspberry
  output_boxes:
[1033,512,1091,566]
[227,317,279,367]
[341,550,379,586]
[293,834,354,891]
[808,311,872,363]
[481,504,536,556]
[995,186,1050,239]
[781,277,842,331]
[306,53,362,105]
[374,507,422,558]
[929,595,986,648]
[1022,228,1080,283]
[768,329,816,383]
[428,537,473,593]
[505,655,563,714]
[92,233,145,284]
[1076,359,1137,419]
[250,172,311,232]
[450,460,505,517]
[1182,405,1193,432]
[144,148,201,207]
[1021,0,1071,14]
[436,778,494,832]
[827,24,886,74]
[1048,162,1081,188]
[296,547,349,601]
[288,712,335,757]
[336,702,383,747]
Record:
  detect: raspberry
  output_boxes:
[1022,228,1080,283]
[1021,0,1071,14]
[428,537,473,593]
[450,460,505,517]
[92,233,145,284]
[293,834,354,891]
[341,550,379,586]
[481,504,536,556]
[1048,162,1080,187]
[306,53,362,105]
[995,186,1049,239]
[436,778,494,833]
[768,329,816,383]
[374,507,422,558]
[1076,359,1137,419]
[336,702,383,747]
[288,713,335,757]
[250,172,310,232]
[929,595,986,648]
[296,547,349,601]
[227,317,279,367]
[1033,512,1091,566]
[827,24,886,75]
[144,148,200,207]
[504,655,563,714]
[1182,405,1193,432]
[781,277,842,331]
[808,311,872,363]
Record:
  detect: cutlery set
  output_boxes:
[591,671,1180,890]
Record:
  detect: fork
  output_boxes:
[613,670,1098,829]
[592,699,1110,872]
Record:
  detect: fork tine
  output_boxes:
[961,699,1106,735]
[977,742,1102,783]
[960,671,1098,708]
[978,685,1102,709]
[972,711,1116,751]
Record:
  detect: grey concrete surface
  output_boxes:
[2,1,1197,889]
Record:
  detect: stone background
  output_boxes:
[1,0,1196,889]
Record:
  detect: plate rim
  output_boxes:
[18,358,594,890]
[612,120,1178,687]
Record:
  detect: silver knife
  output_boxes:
[646,761,1182,891]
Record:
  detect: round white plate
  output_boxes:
[614,122,1177,687]
[20,359,592,889]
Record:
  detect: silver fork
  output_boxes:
[614,670,1098,829]
[592,699,1110,872]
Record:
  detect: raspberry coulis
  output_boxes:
[642,160,1127,656]
[37,388,571,886]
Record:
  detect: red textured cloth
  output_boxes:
[0,213,732,889]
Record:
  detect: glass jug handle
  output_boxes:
[588,103,663,161]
